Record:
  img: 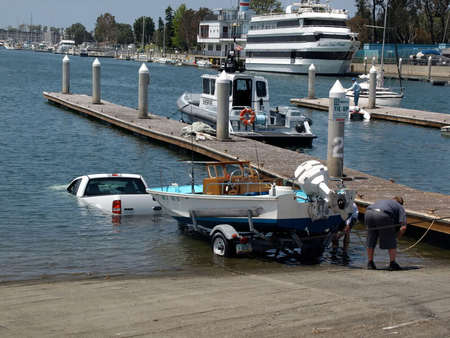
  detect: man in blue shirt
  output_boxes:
[348,78,361,106]
[364,196,407,270]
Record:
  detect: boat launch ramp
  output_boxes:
[43,92,450,237]
[290,97,450,129]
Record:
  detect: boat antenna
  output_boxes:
[190,107,195,194]
[254,141,261,172]
[394,43,404,93]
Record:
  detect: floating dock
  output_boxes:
[44,92,450,237]
[290,97,450,128]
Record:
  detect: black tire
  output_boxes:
[211,232,235,257]
[300,239,324,263]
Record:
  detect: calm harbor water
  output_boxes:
[0,49,449,282]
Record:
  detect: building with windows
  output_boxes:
[196,1,255,58]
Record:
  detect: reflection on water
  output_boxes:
[0,49,448,282]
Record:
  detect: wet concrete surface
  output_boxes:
[0,227,449,338]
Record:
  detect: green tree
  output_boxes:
[355,0,371,19]
[154,17,165,49]
[172,5,212,51]
[116,23,134,45]
[172,4,187,49]
[66,23,92,45]
[133,16,155,47]
[94,13,117,43]
[250,0,282,14]
[347,16,370,44]
[165,6,174,48]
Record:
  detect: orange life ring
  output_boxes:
[239,108,256,126]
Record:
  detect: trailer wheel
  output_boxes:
[211,232,234,257]
[300,240,324,263]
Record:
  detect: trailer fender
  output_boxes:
[210,224,239,240]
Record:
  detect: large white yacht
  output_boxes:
[245,0,360,74]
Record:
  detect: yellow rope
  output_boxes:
[398,218,436,252]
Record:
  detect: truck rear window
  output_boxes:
[85,177,147,196]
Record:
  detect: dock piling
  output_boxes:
[398,58,403,77]
[307,64,316,99]
[372,56,376,68]
[62,55,70,94]
[327,80,348,178]
[368,66,377,109]
[427,56,432,81]
[92,58,101,104]
[138,63,150,118]
[216,71,230,140]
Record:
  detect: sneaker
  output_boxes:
[388,261,402,271]
[367,261,376,270]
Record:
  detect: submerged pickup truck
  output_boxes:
[67,173,162,215]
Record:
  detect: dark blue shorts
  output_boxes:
[365,209,397,249]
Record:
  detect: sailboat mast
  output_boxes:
[380,0,388,87]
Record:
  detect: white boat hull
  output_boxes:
[150,186,344,234]
[245,58,352,75]
[346,92,403,107]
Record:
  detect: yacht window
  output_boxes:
[202,78,210,94]
[211,79,216,95]
[277,19,299,28]
[303,19,347,27]
[256,81,267,97]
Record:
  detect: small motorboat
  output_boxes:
[149,160,355,259]
[178,52,317,147]
[441,126,450,136]
[349,106,370,121]
[346,73,404,107]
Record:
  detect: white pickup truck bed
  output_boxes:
[67,174,161,215]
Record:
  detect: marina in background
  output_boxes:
[0,42,449,282]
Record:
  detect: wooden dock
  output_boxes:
[290,97,450,128]
[43,92,450,236]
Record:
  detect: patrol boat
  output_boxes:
[177,52,317,147]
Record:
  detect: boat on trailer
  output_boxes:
[149,160,355,259]
[177,52,317,147]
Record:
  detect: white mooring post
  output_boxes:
[307,64,316,99]
[92,58,101,104]
[368,66,377,109]
[138,63,150,118]
[427,56,432,81]
[216,71,230,140]
[327,80,348,178]
[62,55,70,94]
[364,56,368,74]
[372,56,376,68]
[398,57,403,77]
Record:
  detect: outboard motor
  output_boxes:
[294,160,355,220]
[295,116,313,134]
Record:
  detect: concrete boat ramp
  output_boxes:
[44,91,450,236]
[1,264,449,337]
[290,97,450,129]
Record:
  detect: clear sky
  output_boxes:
[1,0,356,31]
